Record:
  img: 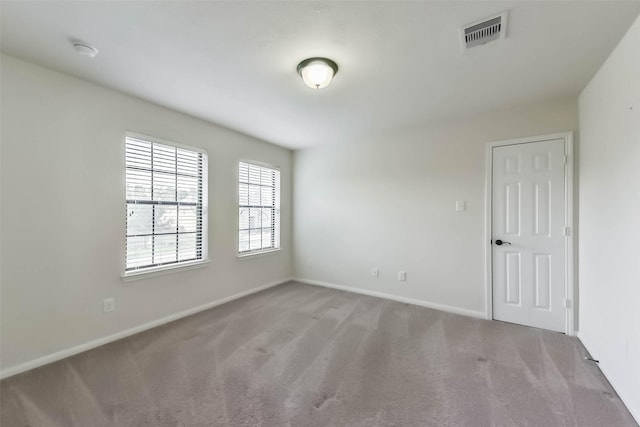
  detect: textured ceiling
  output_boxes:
[2,1,639,149]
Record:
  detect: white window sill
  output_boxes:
[237,248,282,259]
[121,259,211,283]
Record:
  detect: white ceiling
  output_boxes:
[2,1,639,150]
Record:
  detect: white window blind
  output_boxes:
[238,161,280,255]
[125,136,207,272]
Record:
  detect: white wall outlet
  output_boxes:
[398,271,406,281]
[372,268,379,277]
[456,200,466,211]
[103,298,115,313]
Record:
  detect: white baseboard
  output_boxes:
[293,277,486,319]
[577,333,640,424]
[0,278,292,380]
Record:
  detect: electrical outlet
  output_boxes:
[103,298,115,313]
[372,268,379,278]
[398,271,406,281]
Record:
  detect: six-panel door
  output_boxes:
[492,139,566,332]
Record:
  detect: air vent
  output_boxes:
[461,12,508,50]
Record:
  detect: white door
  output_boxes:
[492,139,566,332]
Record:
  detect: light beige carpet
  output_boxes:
[1,281,637,426]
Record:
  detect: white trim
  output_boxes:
[483,132,575,335]
[238,158,281,171]
[578,334,640,424]
[564,133,575,336]
[125,131,208,154]
[237,248,282,259]
[122,259,211,282]
[294,277,486,319]
[0,278,292,380]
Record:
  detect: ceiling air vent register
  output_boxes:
[462,12,508,50]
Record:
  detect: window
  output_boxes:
[238,161,280,255]
[125,135,208,273]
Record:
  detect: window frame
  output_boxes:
[122,132,209,281]
[237,159,281,258]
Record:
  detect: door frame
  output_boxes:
[484,132,575,335]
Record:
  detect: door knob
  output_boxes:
[495,239,511,246]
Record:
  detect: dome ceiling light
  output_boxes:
[297,57,338,89]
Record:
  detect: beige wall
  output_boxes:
[578,15,640,421]
[0,55,293,373]
[293,98,578,315]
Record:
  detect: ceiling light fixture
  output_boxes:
[297,57,338,89]
[72,40,98,58]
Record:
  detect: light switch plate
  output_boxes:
[103,298,115,313]
[456,200,466,211]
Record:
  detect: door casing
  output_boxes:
[484,132,575,335]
